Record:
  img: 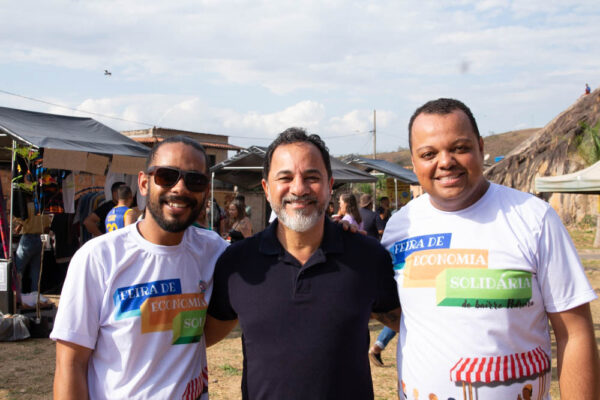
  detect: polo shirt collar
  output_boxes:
[258,217,344,257]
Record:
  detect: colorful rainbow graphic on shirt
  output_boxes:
[113,279,207,344]
[389,234,532,309]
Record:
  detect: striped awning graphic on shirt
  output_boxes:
[449,347,550,384]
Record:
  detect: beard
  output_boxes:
[146,186,202,233]
[270,192,327,233]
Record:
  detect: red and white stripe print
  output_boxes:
[182,367,209,400]
[449,347,550,384]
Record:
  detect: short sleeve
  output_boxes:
[372,248,400,313]
[207,249,238,321]
[50,244,105,349]
[536,207,597,313]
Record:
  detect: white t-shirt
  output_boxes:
[51,223,228,400]
[381,183,596,400]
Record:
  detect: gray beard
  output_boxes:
[269,192,326,233]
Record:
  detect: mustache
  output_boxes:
[282,194,318,204]
[159,194,198,208]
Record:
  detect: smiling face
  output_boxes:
[410,110,489,211]
[138,142,208,242]
[262,142,334,233]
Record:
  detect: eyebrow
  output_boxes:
[274,168,324,177]
[415,138,475,152]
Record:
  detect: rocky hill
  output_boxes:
[485,88,600,224]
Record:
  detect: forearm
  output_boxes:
[83,219,102,237]
[204,315,238,347]
[372,307,401,332]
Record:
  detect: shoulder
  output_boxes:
[186,226,229,254]
[241,216,252,226]
[488,183,551,221]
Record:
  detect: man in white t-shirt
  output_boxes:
[51,136,228,399]
[382,98,599,399]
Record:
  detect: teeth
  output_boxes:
[438,175,459,182]
[168,202,187,208]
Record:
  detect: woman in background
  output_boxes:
[338,193,363,230]
[225,199,253,242]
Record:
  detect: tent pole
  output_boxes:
[7,140,16,313]
[8,140,15,258]
[394,178,398,210]
[210,172,215,230]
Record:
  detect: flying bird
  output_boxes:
[104,69,112,76]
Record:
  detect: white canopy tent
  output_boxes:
[535,161,600,194]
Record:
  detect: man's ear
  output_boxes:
[261,179,270,203]
[138,170,149,196]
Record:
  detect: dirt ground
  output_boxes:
[1,233,599,399]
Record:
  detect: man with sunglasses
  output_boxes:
[205,128,401,399]
[51,135,228,400]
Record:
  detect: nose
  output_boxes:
[437,151,456,169]
[169,174,189,193]
[290,174,309,196]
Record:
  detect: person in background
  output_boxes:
[358,194,379,239]
[204,127,400,399]
[83,181,125,237]
[13,196,52,302]
[376,196,391,237]
[326,201,335,218]
[235,194,252,218]
[207,199,225,234]
[225,199,252,242]
[104,185,134,232]
[338,193,363,230]
[383,97,599,399]
[585,83,591,95]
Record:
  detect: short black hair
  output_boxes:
[234,194,245,203]
[146,135,209,174]
[117,185,133,200]
[408,98,480,150]
[111,181,126,193]
[263,127,332,180]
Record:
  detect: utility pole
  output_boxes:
[372,109,376,160]
[372,110,377,210]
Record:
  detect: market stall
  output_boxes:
[0,106,150,314]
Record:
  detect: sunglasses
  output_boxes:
[146,166,209,192]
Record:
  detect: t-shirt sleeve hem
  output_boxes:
[545,289,598,313]
[49,329,97,350]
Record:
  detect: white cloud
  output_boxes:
[1,1,599,155]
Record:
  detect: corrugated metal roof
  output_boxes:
[131,136,243,151]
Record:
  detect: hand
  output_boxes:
[336,220,365,234]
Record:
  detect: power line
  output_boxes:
[0,88,156,127]
[0,88,370,141]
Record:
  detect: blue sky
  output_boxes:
[1,1,598,156]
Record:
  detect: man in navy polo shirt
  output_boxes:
[206,128,401,400]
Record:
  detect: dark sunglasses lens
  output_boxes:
[184,172,208,192]
[153,167,180,187]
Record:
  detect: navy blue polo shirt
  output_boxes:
[208,218,399,400]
